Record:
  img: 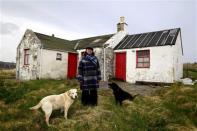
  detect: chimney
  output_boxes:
[52,34,55,37]
[117,16,128,32]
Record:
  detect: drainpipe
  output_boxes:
[103,44,109,81]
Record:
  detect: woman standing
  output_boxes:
[77,47,101,106]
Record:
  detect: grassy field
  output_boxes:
[0,64,197,131]
[183,63,197,80]
[0,78,197,131]
[0,69,15,79]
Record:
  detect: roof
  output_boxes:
[34,32,76,52]
[72,34,114,50]
[34,32,113,52]
[114,28,180,50]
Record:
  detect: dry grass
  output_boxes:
[183,63,197,80]
[0,69,15,79]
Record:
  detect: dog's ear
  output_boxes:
[67,90,72,96]
[111,82,116,85]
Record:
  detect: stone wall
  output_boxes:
[16,29,42,80]
[93,48,114,81]
[77,48,114,81]
[103,48,114,81]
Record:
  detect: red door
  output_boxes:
[115,52,126,81]
[67,53,78,79]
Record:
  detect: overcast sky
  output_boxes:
[0,0,196,63]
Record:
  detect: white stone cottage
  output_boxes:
[16,17,183,83]
[16,30,77,80]
[114,28,183,83]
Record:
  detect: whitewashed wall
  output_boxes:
[40,49,68,79]
[115,45,176,83]
[173,32,183,80]
[16,29,42,80]
[105,31,127,48]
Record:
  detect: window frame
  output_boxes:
[24,49,30,65]
[136,50,150,68]
[56,53,62,61]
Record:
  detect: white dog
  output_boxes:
[30,89,78,126]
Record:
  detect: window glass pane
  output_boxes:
[138,50,149,57]
[24,49,30,65]
[144,63,149,67]
[138,51,143,56]
[138,58,144,62]
[143,58,149,62]
[143,50,149,55]
[27,55,29,64]
[137,63,143,67]
[26,50,29,54]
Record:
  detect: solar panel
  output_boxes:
[149,31,163,47]
[145,32,157,47]
[115,35,130,49]
[140,33,154,47]
[137,33,149,47]
[123,35,135,48]
[126,34,143,48]
[135,33,148,48]
[128,34,142,48]
[169,29,178,35]
[165,35,174,45]
[171,29,179,45]
[157,30,169,46]
[162,31,172,46]
[114,28,180,49]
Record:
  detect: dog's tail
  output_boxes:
[29,102,41,110]
[130,94,140,100]
[133,94,140,99]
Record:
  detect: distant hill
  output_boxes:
[0,61,16,69]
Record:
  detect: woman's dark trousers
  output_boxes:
[81,89,97,106]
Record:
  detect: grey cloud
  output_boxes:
[0,22,19,35]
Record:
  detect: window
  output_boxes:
[56,53,62,60]
[24,49,30,65]
[136,50,150,68]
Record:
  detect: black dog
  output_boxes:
[108,82,138,105]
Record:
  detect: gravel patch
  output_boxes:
[99,81,163,96]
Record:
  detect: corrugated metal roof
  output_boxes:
[114,28,180,50]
